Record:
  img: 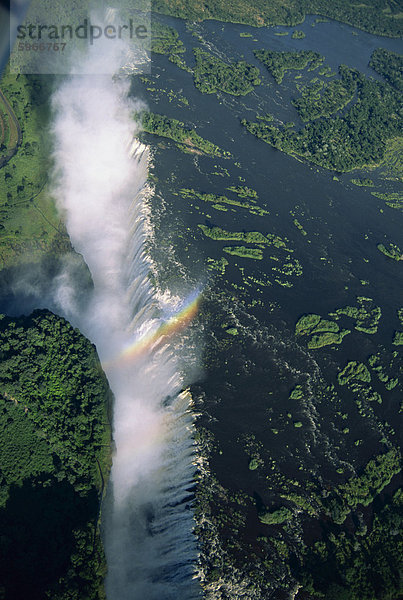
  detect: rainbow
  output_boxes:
[103,290,202,368]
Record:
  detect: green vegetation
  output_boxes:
[0,87,20,165]
[259,506,292,525]
[311,319,339,333]
[293,65,358,121]
[192,297,402,600]
[141,112,231,158]
[0,310,111,599]
[377,242,402,261]
[326,448,401,523]
[368,352,399,389]
[308,330,350,349]
[152,0,403,38]
[371,191,403,210]
[369,48,403,91]
[226,185,258,199]
[223,245,263,260]
[301,488,403,598]
[198,225,301,286]
[0,70,69,270]
[151,21,185,57]
[150,21,191,71]
[242,65,402,172]
[295,313,350,348]
[338,361,371,385]
[179,188,269,216]
[198,224,283,247]
[254,49,323,83]
[293,218,308,236]
[351,178,374,187]
[295,299,384,349]
[393,331,403,345]
[379,137,403,182]
[0,400,54,505]
[206,256,228,275]
[295,313,320,335]
[292,30,305,39]
[289,385,304,400]
[331,296,382,334]
[193,48,260,96]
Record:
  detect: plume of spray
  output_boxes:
[51,12,201,600]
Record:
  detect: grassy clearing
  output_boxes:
[0,69,68,271]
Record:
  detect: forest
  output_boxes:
[152,0,402,37]
[0,310,111,600]
[193,48,261,96]
[369,47,403,91]
[254,49,323,83]
[292,64,358,121]
[242,62,402,172]
[141,111,230,157]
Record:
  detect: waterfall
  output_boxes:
[50,30,201,600]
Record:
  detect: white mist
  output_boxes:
[51,32,201,600]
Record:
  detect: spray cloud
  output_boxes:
[50,13,201,600]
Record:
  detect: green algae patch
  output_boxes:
[259,506,293,525]
[226,185,258,199]
[293,218,308,236]
[198,225,288,249]
[308,330,350,349]
[331,296,382,334]
[368,352,400,388]
[179,188,269,216]
[393,331,403,345]
[226,327,239,335]
[289,385,304,400]
[351,178,374,187]
[249,458,259,470]
[295,314,321,336]
[371,191,403,210]
[311,319,340,334]
[206,256,228,275]
[199,225,301,287]
[338,361,371,386]
[296,314,349,348]
[377,242,403,261]
[223,246,263,260]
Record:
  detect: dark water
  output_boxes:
[137,14,402,321]
[0,14,399,600]
[132,16,402,593]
